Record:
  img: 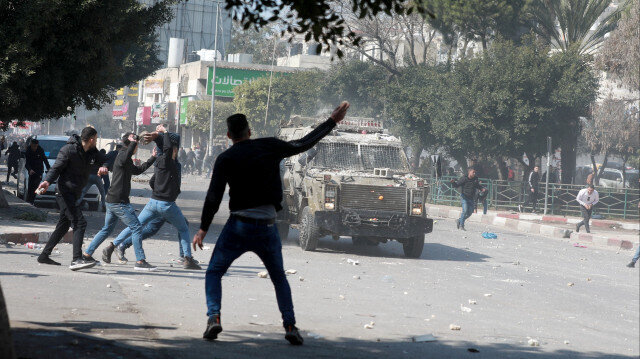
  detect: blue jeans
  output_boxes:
[112,199,191,257]
[206,217,295,326]
[76,174,106,210]
[632,246,640,264]
[459,194,474,227]
[85,202,146,261]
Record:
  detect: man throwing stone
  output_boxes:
[450,167,486,231]
[575,184,599,233]
[192,102,350,345]
[83,133,157,270]
[36,127,107,270]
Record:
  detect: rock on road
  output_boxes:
[1,174,638,358]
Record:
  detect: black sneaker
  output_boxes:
[134,260,157,271]
[82,254,99,264]
[37,255,61,266]
[102,243,115,264]
[69,259,97,271]
[456,220,460,230]
[460,225,466,231]
[115,245,128,264]
[575,223,580,233]
[285,325,304,345]
[183,256,202,270]
[626,262,636,268]
[203,315,222,340]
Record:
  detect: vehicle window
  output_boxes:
[312,143,409,172]
[38,140,66,159]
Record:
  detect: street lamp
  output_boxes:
[208,1,221,158]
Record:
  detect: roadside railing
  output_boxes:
[419,174,640,221]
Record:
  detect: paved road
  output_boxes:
[2,174,639,358]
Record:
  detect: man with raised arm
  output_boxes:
[192,102,350,345]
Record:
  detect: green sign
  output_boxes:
[179,96,189,125]
[207,67,272,98]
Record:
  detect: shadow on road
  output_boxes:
[10,321,636,359]
[0,271,49,278]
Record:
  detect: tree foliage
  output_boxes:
[233,71,324,136]
[596,0,640,90]
[226,22,288,65]
[527,0,630,55]
[0,0,174,128]
[321,60,387,117]
[185,100,235,136]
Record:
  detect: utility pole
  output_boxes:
[544,136,552,215]
[208,1,220,157]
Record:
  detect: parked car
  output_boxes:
[598,168,639,189]
[18,135,101,210]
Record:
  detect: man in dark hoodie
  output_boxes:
[102,125,200,270]
[192,102,350,345]
[450,167,486,231]
[35,127,107,270]
[83,133,157,270]
[5,141,21,182]
[25,139,51,204]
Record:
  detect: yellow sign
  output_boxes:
[116,89,124,95]
[114,99,124,106]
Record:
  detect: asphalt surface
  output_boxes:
[2,173,639,359]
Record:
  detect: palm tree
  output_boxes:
[529,0,630,54]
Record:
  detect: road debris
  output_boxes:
[564,340,570,345]
[460,305,472,313]
[468,299,477,305]
[308,332,323,339]
[143,284,152,288]
[567,282,574,287]
[364,321,375,329]
[299,276,304,281]
[7,242,16,246]
[449,324,461,330]
[285,269,297,274]
[257,271,268,278]
[484,293,492,297]
[347,258,360,265]
[467,348,480,353]
[412,334,437,342]
[573,243,587,248]
[353,275,360,279]
[528,338,540,347]
[106,284,111,288]
[339,295,345,300]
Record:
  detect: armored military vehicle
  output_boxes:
[277,116,433,258]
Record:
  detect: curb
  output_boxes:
[0,230,73,245]
[494,213,639,230]
[426,205,638,251]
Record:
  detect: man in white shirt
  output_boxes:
[575,184,599,233]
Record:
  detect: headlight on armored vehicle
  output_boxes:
[411,190,424,216]
[324,186,337,211]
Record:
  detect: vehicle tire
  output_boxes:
[402,235,424,258]
[352,236,379,246]
[277,222,290,241]
[299,206,319,251]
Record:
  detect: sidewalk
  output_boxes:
[426,203,639,251]
[0,189,72,245]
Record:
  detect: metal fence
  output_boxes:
[420,174,640,221]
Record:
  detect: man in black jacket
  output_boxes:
[192,102,350,345]
[519,165,540,213]
[83,133,157,270]
[103,126,200,269]
[4,142,21,182]
[25,139,51,204]
[451,167,486,230]
[36,127,107,270]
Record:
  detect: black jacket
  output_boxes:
[25,145,51,175]
[104,150,119,171]
[150,132,181,202]
[452,175,484,198]
[5,144,21,164]
[44,135,105,197]
[105,142,156,204]
[200,118,337,231]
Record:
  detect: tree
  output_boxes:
[233,71,324,136]
[225,0,433,55]
[321,60,387,117]
[596,0,640,91]
[0,0,174,127]
[86,112,121,140]
[185,100,235,136]
[584,97,640,184]
[227,22,288,65]
[527,0,629,55]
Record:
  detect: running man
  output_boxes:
[193,102,350,344]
